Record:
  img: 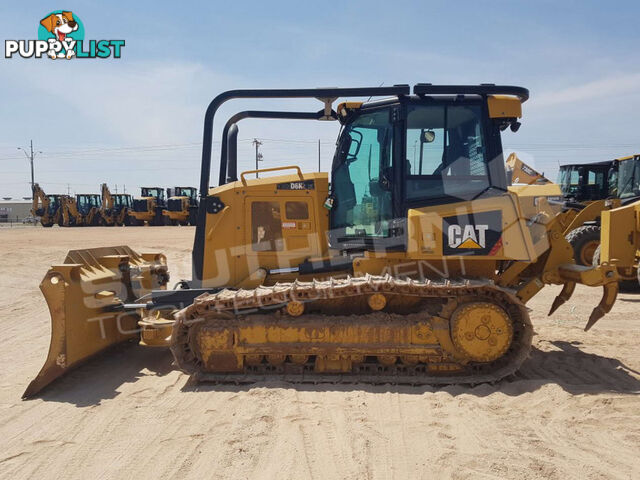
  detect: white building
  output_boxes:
[0,199,33,223]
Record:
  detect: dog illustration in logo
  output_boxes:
[40,11,78,59]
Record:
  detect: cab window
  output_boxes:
[405,104,489,202]
[251,201,283,251]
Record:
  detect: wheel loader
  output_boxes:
[100,184,133,226]
[163,187,199,225]
[556,156,640,288]
[129,187,167,226]
[61,193,103,226]
[590,155,640,284]
[30,183,65,227]
[24,84,640,399]
[556,160,615,265]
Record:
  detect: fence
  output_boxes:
[0,214,39,227]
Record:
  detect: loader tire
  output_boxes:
[566,225,600,266]
[592,245,639,292]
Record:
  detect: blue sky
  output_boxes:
[1,1,639,198]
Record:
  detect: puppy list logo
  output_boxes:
[5,11,125,60]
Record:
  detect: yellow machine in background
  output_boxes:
[557,159,617,266]
[31,183,65,227]
[163,187,199,225]
[506,153,550,185]
[129,187,167,226]
[61,194,103,226]
[100,184,133,226]
[507,153,638,281]
[590,154,640,285]
[25,84,640,398]
[554,155,639,291]
[112,193,133,226]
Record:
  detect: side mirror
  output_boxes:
[422,130,436,143]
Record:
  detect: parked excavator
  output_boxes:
[30,183,65,227]
[24,84,640,399]
[100,184,133,226]
[129,187,167,226]
[163,187,199,225]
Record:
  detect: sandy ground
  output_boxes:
[0,226,639,480]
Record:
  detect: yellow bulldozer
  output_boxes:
[163,187,199,225]
[129,187,167,226]
[100,183,133,226]
[31,183,65,227]
[24,84,640,398]
[61,193,103,226]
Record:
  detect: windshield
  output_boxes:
[47,195,60,213]
[557,167,579,195]
[174,188,194,197]
[618,157,640,199]
[142,188,164,200]
[76,195,101,212]
[330,107,393,238]
[114,195,131,207]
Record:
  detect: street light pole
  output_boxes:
[17,140,41,193]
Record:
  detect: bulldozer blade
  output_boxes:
[23,246,168,399]
[548,282,576,316]
[585,282,618,332]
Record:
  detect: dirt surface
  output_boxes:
[1,226,639,479]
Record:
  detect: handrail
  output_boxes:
[240,165,304,185]
[219,110,327,185]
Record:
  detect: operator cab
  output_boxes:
[556,161,611,202]
[47,195,61,214]
[141,187,166,202]
[617,154,640,201]
[329,92,516,250]
[113,194,132,209]
[76,194,102,215]
[170,187,197,198]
